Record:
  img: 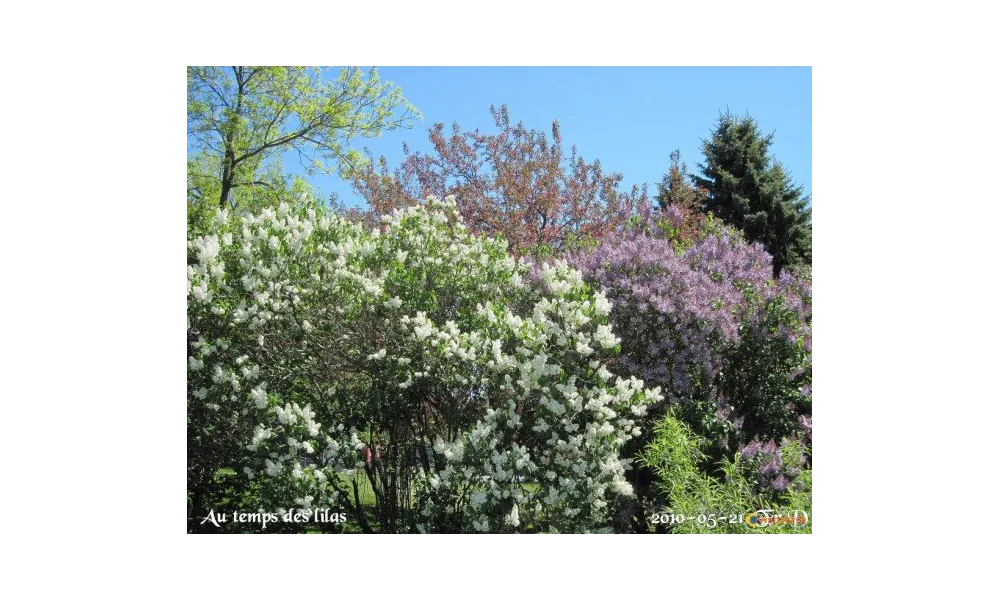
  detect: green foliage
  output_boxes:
[693,111,812,274]
[187,152,322,238]
[187,66,418,209]
[640,414,811,533]
[720,283,812,446]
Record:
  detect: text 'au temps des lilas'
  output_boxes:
[200,508,348,529]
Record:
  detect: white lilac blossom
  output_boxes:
[249,386,268,409]
[188,195,660,532]
[504,503,520,527]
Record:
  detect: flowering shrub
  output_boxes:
[567,206,811,455]
[564,206,810,533]
[566,208,760,409]
[719,270,812,446]
[187,196,661,533]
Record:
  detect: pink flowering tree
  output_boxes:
[346,105,650,257]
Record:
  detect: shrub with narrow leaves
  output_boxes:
[641,414,811,534]
[187,196,661,533]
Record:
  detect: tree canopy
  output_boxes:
[692,112,811,274]
[346,104,649,257]
[187,67,418,209]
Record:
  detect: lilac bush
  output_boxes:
[567,206,811,455]
[187,196,663,533]
[569,234,733,396]
[738,438,809,494]
[567,207,772,399]
[566,206,811,533]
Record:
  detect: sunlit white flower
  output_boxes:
[196,235,220,265]
[250,386,268,409]
[594,293,612,316]
[594,324,620,349]
[504,503,520,527]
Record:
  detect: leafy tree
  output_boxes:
[186,150,326,243]
[654,150,706,212]
[346,104,649,257]
[187,66,418,209]
[692,112,811,274]
[187,151,287,232]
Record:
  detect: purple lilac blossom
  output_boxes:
[563,207,812,453]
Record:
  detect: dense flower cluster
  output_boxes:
[188,196,661,532]
[567,208,772,399]
[415,263,659,533]
[567,206,811,453]
[737,438,809,493]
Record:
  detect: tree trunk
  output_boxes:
[220,149,235,209]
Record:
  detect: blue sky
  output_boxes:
[281,67,812,208]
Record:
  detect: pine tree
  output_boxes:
[692,112,811,274]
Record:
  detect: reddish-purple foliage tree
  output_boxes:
[346,105,650,256]
[654,149,709,213]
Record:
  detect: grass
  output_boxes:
[342,474,378,507]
